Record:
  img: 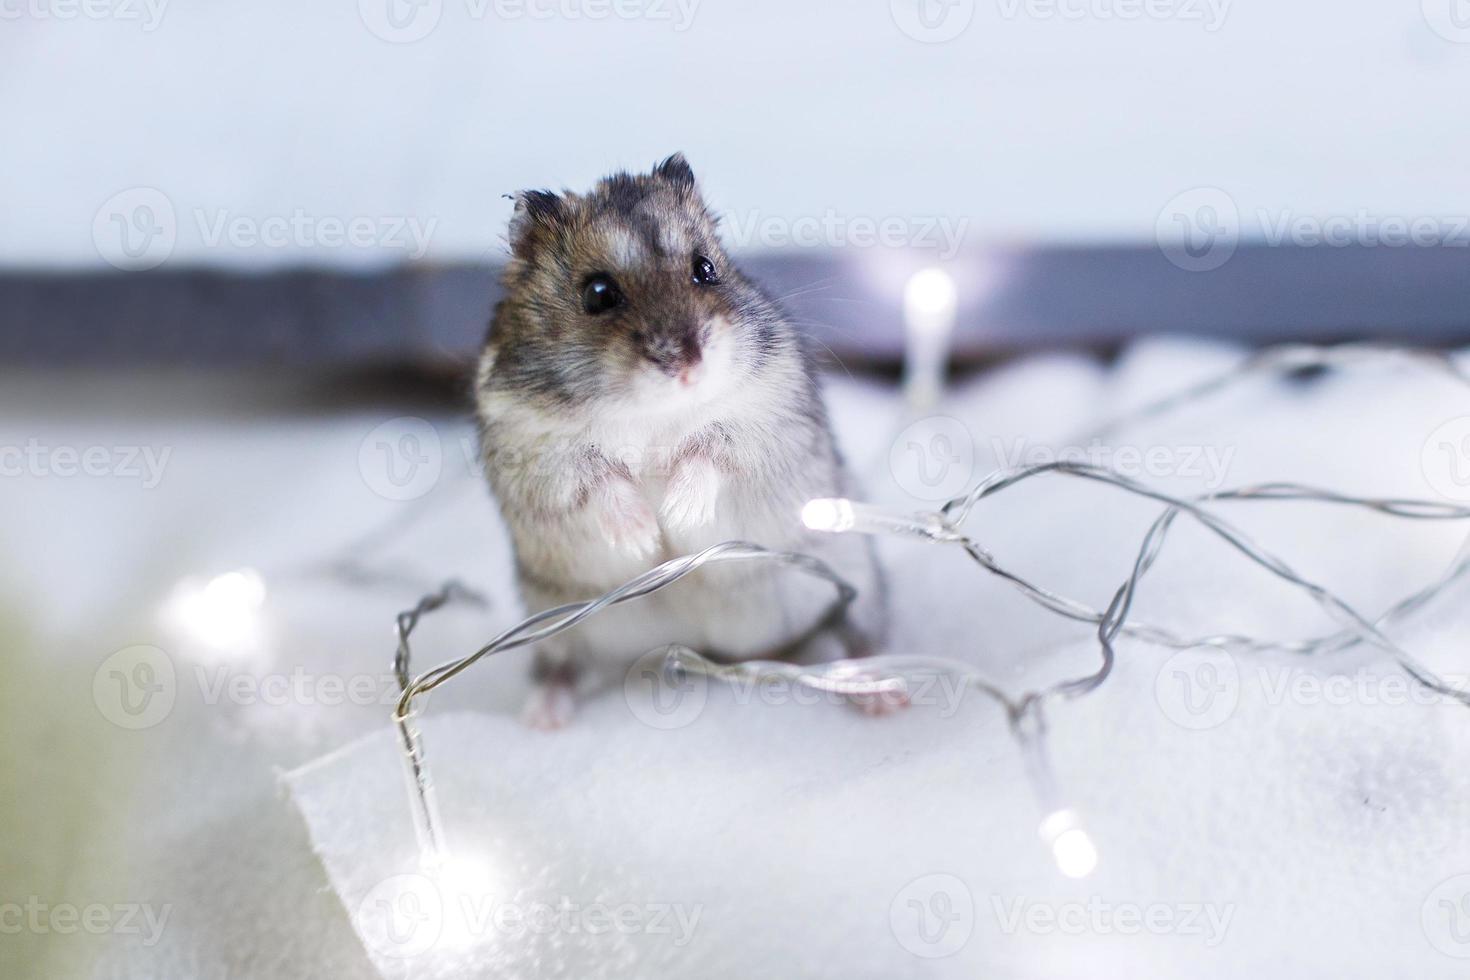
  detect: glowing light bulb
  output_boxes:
[433,851,495,894]
[902,267,959,410]
[802,498,856,533]
[801,498,954,541]
[904,267,959,321]
[1052,827,1099,879]
[425,850,498,951]
[1038,808,1098,879]
[357,850,497,958]
[161,567,267,652]
[204,569,267,608]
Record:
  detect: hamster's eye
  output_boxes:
[691,254,719,286]
[581,274,623,315]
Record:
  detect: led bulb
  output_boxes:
[801,498,856,533]
[801,498,953,541]
[432,851,497,950]
[904,267,959,321]
[902,267,959,410]
[1038,808,1098,879]
[161,567,267,652]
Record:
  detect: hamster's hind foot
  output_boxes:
[846,674,910,718]
[521,680,577,730]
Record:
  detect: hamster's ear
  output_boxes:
[652,153,696,191]
[506,189,563,259]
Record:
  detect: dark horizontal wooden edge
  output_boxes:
[3,244,1468,369]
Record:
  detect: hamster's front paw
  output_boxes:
[660,458,720,531]
[521,681,577,730]
[596,478,661,558]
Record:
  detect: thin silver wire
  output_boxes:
[390,341,1470,861]
[937,461,1470,708]
[391,542,856,861]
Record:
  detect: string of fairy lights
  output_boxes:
[149,267,1470,888]
[387,273,1470,884]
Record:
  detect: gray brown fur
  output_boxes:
[474,154,886,724]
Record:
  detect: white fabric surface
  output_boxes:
[7,339,1470,978]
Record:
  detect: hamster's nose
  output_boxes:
[648,325,702,377]
[677,361,705,387]
[675,343,703,384]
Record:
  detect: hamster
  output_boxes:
[475,153,886,728]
